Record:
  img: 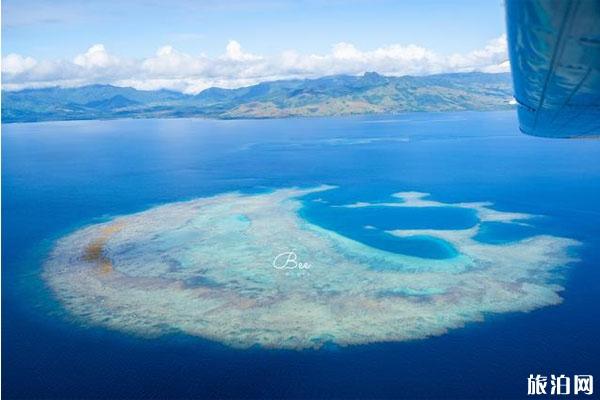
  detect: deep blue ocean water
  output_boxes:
[3,111,600,399]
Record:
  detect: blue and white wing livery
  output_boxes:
[506,0,600,138]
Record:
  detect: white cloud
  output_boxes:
[332,42,362,60]
[224,40,261,62]
[446,35,508,72]
[141,45,207,76]
[481,60,510,74]
[2,35,509,94]
[2,53,38,74]
[73,44,120,68]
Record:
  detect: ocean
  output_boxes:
[3,111,600,399]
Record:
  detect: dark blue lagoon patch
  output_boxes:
[299,201,464,259]
[373,233,458,260]
[474,221,539,244]
[298,189,478,259]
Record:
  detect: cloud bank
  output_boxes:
[2,35,509,94]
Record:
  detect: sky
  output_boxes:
[2,0,509,93]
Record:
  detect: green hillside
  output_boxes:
[2,72,514,123]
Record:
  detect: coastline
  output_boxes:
[1,107,515,125]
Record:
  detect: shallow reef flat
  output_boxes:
[44,186,579,349]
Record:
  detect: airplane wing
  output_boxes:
[505,0,600,138]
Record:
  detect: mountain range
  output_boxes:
[2,72,514,123]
